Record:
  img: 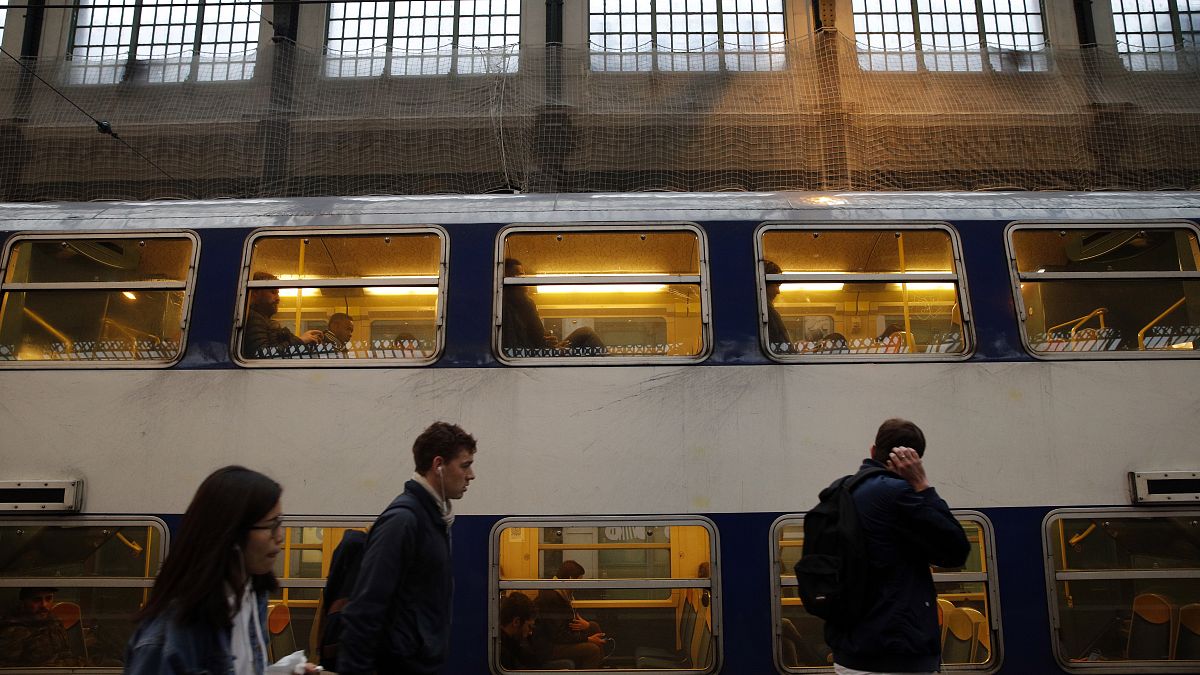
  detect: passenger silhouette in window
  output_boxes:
[242,272,324,358]
[0,587,82,667]
[763,260,791,351]
[502,258,604,356]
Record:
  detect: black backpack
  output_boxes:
[316,529,368,670]
[794,466,885,625]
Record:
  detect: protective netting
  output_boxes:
[1,30,1199,201]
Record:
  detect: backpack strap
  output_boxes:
[842,466,888,492]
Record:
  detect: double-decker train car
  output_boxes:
[1,191,1198,674]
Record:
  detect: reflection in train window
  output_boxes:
[772,512,1000,672]
[496,226,710,362]
[757,225,970,360]
[1009,224,1200,357]
[492,518,719,672]
[0,233,198,366]
[0,518,166,669]
[1044,509,1200,671]
[270,520,371,664]
[236,229,446,364]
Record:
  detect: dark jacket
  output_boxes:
[123,589,269,675]
[337,480,453,675]
[242,308,304,358]
[500,631,539,670]
[767,303,790,350]
[826,459,971,673]
[531,589,586,660]
[501,289,551,353]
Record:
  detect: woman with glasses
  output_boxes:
[124,465,314,675]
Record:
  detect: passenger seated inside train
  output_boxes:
[502,259,605,356]
[320,312,355,354]
[0,587,84,667]
[763,260,792,351]
[533,560,607,669]
[242,272,324,358]
[499,592,540,670]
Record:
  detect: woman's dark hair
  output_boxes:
[556,560,586,579]
[140,466,281,627]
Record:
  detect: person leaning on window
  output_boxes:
[763,260,791,351]
[502,258,604,355]
[532,560,607,669]
[242,272,324,358]
[123,467,318,675]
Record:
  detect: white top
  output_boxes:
[228,581,267,675]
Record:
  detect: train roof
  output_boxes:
[1,191,1200,230]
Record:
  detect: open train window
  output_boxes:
[771,512,1001,673]
[0,516,167,669]
[234,227,447,366]
[269,518,372,661]
[490,517,720,673]
[1007,222,1200,358]
[495,225,711,364]
[0,232,199,367]
[756,224,972,361]
[1043,508,1200,672]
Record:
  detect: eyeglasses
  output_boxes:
[250,517,284,536]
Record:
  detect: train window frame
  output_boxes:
[754,222,975,363]
[1041,507,1200,673]
[0,230,201,369]
[769,510,1003,674]
[493,223,713,366]
[489,515,723,675]
[232,225,449,368]
[1004,220,1200,361]
[0,515,170,672]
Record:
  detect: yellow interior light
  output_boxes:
[278,288,322,297]
[535,284,667,294]
[899,283,956,291]
[121,291,137,300]
[780,283,845,292]
[364,287,439,296]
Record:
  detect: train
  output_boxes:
[1,190,1198,674]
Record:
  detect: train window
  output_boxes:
[1111,1,1200,71]
[269,518,371,662]
[0,232,199,367]
[491,517,719,673]
[235,228,447,365]
[757,224,971,361]
[1044,508,1200,671]
[1007,223,1200,358]
[771,512,1001,673]
[496,225,711,363]
[0,517,167,669]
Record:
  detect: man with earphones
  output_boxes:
[337,422,477,675]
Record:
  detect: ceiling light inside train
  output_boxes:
[122,291,137,300]
[278,288,320,297]
[364,287,439,295]
[535,284,667,294]
[780,283,845,292]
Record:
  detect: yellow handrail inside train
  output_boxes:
[22,307,74,352]
[1137,297,1186,350]
[1046,307,1107,338]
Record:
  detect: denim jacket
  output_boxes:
[123,589,269,675]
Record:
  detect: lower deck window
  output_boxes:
[0,518,166,669]
[1045,509,1200,670]
[492,518,719,672]
[772,512,1000,672]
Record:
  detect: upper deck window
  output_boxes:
[773,512,1001,671]
[496,225,710,363]
[1008,223,1200,357]
[235,228,446,365]
[589,0,787,72]
[853,0,1047,72]
[757,224,971,360]
[493,517,719,673]
[1112,0,1200,71]
[325,0,521,77]
[69,0,261,85]
[0,517,167,670]
[1044,508,1200,670]
[0,232,198,367]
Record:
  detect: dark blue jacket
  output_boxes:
[826,459,971,673]
[123,589,268,675]
[337,480,454,675]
